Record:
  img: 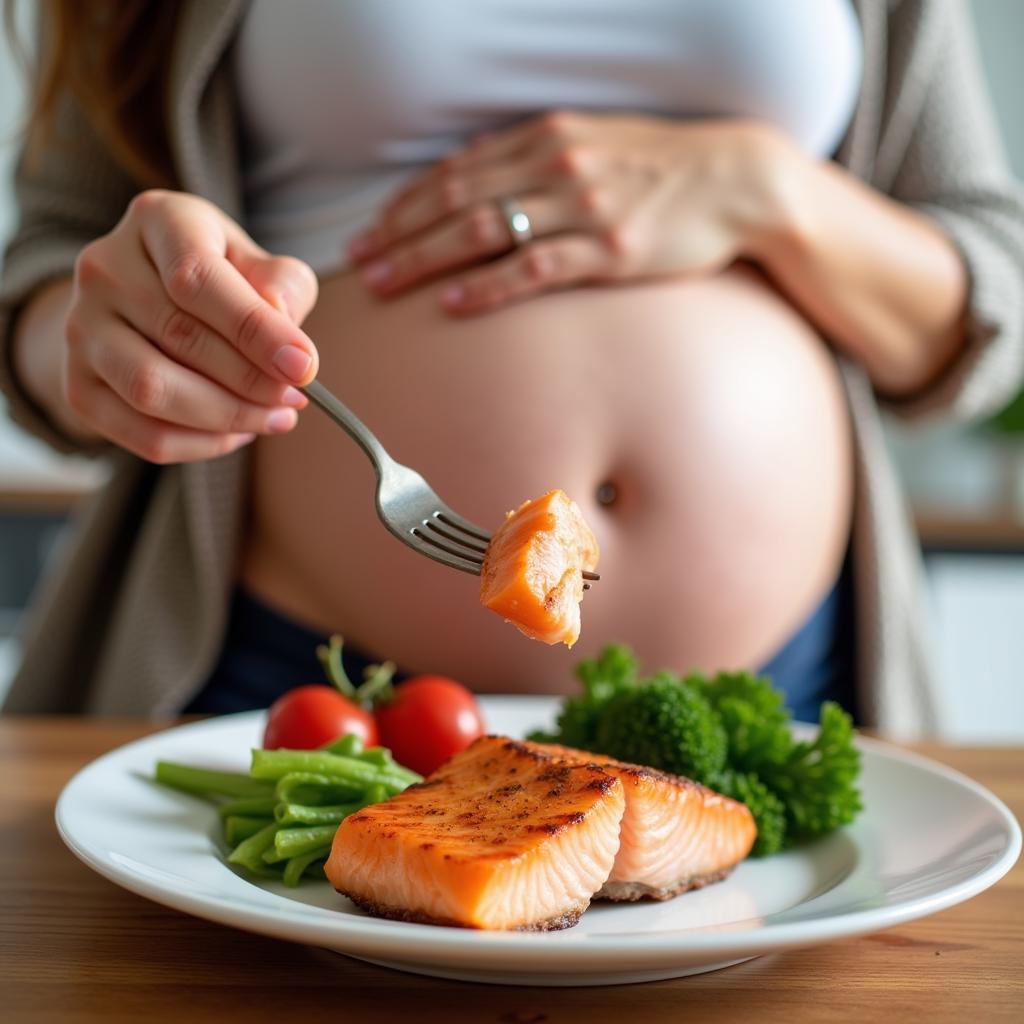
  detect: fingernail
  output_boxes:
[266,408,298,433]
[281,386,307,408]
[363,260,393,288]
[441,284,465,308]
[273,344,313,383]
[232,433,257,450]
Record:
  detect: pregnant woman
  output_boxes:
[2,1,1022,735]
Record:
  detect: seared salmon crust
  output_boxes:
[326,737,626,931]
[326,737,756,928]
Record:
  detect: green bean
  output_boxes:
[217,795,278,819]
[156,761,274,799]
[251,749,376,783]
[282,844,333,887]
[373,760,423,787]
[228,821,283,873]
[303,858,328,879]
[224,815,272,848]
[250,749,420,792]
[357,746,393,767]
[263,824,338,863]
[238,859,284,880]
[363,783,389,806]
[274,772,364,806]
[274,801,362,827]
[158,742,414,886]
[320,734,364,757]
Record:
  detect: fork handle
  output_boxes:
[301,379,394,480]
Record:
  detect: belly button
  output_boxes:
[595,481,618,507]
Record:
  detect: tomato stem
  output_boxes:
[357,661,396,706]
[315,635,357,699]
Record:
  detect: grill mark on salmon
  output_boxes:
[325,736,625,930]
[326,736,755,929]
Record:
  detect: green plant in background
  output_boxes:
[988,390,1024,435]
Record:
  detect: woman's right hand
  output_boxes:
[63,189,320,463]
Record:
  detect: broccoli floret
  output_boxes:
[760,702,862,839]
[527,644,639,747]
[593,672,727,782]
[708,769,787,857]
[690,670,794,774]
[530,649,863,858]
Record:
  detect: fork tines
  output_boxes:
[435,512,490,544]
[413,513,600,589]
[408,511,490,575]
[413,517,488,569]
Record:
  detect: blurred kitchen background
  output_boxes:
[1,3,1023,738]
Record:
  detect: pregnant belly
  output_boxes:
[240,265,853,693]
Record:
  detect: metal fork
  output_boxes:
[301,379,599,587]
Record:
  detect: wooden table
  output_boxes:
[1,719,1021,1023]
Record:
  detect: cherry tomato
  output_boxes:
[375,676,486,776]
[263,686,379,750]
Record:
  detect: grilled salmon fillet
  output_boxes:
[325,736,625,930]
[545,745,757,900]
[480,489,599,648]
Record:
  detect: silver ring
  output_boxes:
[498,196,533,247]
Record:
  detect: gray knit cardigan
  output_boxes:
[1,0,1022,736]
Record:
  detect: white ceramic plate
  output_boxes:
[56,697,1020,986]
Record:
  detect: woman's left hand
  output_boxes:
[348,111,797,314]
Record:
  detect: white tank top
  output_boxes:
[235,0,862,274]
